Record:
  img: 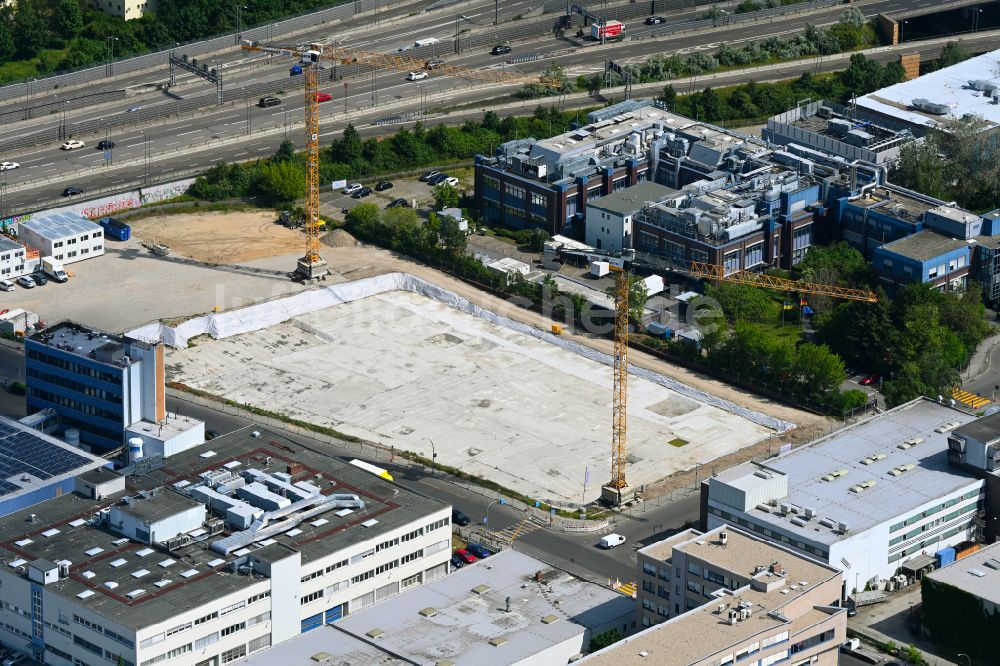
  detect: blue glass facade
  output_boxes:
[25,336,127,452]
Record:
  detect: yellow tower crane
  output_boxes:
[241,42,559,280]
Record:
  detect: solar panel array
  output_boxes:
[0,419,95,495]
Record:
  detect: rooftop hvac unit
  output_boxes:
[817,106,833,119]
[719,529,728,545]
[790,517,806,527]
[838,522,848,534]
[779,503,791,514]
[819,518,836,528]
[912,98,950,115]
[804,507,816,518]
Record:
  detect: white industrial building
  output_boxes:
[241,550,636,666]
[0,427,452,666]
[16,211,105,265]
[585,181,678,251]
[703,398,984,596]
[0,234,26,277]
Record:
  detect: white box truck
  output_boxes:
[414,37,441,48]
[41,256,68,282]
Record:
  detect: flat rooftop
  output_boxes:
[588,182,678,216]
[28,321,128,363]
[878,230,970,262]
[583,527,842,666]
[857,48,1000,131]
[848,186,937,223]
[0,235,23,253]
[710,399,981,545]
[126,414,204,440]
[19,211,102,241]
[536,105,692,155]
[952,409,1000,443]
[0,426,446,630]
[243,550,633,666]
[925,541,1000,604]
[0,414,106,505]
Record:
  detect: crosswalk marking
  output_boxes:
[952,388,991,409]
[616,582,637,598]
[491,514,541,544]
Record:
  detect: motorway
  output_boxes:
[0,342,699,585]
[0,0,959,215]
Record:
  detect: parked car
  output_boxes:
[645,15,666,24]
[441,176,459,187]
[386,197,410,209]
[428,173,450,185]
[314,92,332,102]
[0,279,14,291]
[96,139,116,150]
[419,169,440,182]
[15,276,35,289]
[425,59,446,69]
[452,508,471,526]
[0,161,19,171]
[846,606,857,617]
[258,96,282,108]
[61,186,84,197]
[31,272,48,286]
[2,653,26,666]
[407,71,428,81]
[454,549,477,565]
[351,186,372,199]
[60,139,84,150]
[599,533,626,549]
[466,544,491,559]
[859,374,881,386]
[450,553,465,569]
[342,183,362,195]
[375,181,393,191]
[491,44,512,56]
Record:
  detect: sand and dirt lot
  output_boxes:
[129,210,306,264]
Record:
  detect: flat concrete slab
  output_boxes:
[166,290,772,504]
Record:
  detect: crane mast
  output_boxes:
[295,57,329,281]
[608,266,630,504]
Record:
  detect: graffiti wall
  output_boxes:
[140,178,196,205]
[4,176,198,231]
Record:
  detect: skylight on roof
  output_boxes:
[15,539,32,547]
[180,569,198,578]
[82,571,95,579]
[207,558,225,568]
[132,569,150,578]
[126,589,146,600]
[361,519,379,528]
[68,519,87,528]
[311,519,328,527]
[158,559,175,568]
[136,548,155,557]
[8,558,26,568]
[41,528,61,538]
[110,559,128,568]
[285,528,303,537]
[200,451,218,458]
[104,581,119,589]
[155,580,172,588]
[77,590,95,599]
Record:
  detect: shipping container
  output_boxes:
[98,217,130,241]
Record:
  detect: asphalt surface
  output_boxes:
[0,343,699,584]
[0,0,961,215]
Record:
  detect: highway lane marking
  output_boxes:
[176,130,202,136]
[165,141,179,146]
[39,162,54,167]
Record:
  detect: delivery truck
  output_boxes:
[41,257,68,283]
[591,20,624,41]
[414,37,441,48]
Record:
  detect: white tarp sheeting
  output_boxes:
[128,273,795,433]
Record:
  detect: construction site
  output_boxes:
[151,273,787,506]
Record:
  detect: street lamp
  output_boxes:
[235,4,248,42]
[423,437,437,476]
[899,19,908,44]
[106,36,119,77]
[957,654,971,666]
[972,8,983,33]
[485,497,506,526]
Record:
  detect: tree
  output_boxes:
[52,0,84,40]
[793,343,847,395]
[589,629,624,652]
[605,275,649,324]
[344,203,382,239]
[0,15,13,61]
[272,139,296,163]
[936,41,971,69]
[658,84,676,110]
[705,283,778,323]
[840,6,866,28]
[14,0,48,59]
[432,183,460,210]
[254,161,306,205]
[331,124,363,165]
[797,242,872,289]
[438,215,467,256]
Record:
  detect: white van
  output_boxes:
[600,533,626,549]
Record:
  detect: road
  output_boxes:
[0,0,978,217]
[0,342,699,584]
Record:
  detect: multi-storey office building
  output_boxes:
[0,427,452,666]
[584,525,846,665]
[702,398,984,596]
[25,322,203,453]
